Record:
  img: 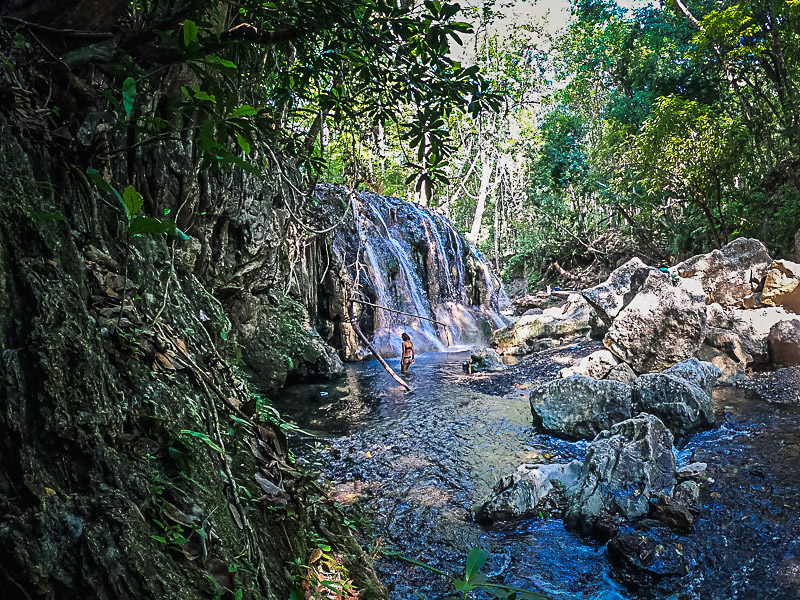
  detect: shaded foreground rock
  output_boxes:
[605,362,637,384]
[473,461,582,523]
[603,271,707,373]
[632,374,714,446]
[530,377,633,440]
[673,237,772,307]
[608,532,687,589]
[564,414,676,539]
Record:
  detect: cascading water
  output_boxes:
[313,184,510,359]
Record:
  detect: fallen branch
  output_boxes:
[348,306,411,391]
[353,298,449,329]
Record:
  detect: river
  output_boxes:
[275,346,800,600]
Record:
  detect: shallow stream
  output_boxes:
[275,348,800,600]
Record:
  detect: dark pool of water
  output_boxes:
[275,350,800,600]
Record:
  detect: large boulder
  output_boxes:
[673,237,772,307]
[558,349,619,380]
[473,461,582,523]
[768,320,800,367]
[697,327,752,382]
[492,298,593,355]
[760,260,800,313]
[730,307,800,364]
[529,377,633,440]
[582,258,657,326]
[603,271,707,373]
[631,375,714,445]
[466,347,507,372]
[564,414,676,539]
[605,362,638,384]
[663,357,721,397]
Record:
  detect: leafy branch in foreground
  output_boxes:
[386,546,548,600]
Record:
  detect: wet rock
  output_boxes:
[632,370,716,445]
[760,260,800,313]
[558,349,619,380]
[564,414,676,538]
[652,493,694,532]
[466,347,507,372]
[768,319,800,367]
[529,376,633,440]
[673,237,772,307]
[676,462,707,482]
[581,258,657,326]
[730,307,800,364]
[663,357,721,398]
[673,480,701,506]
[608,532,687,589]
[740,367,800,404]
[473,461,582,523]
[605,362,638,384]
[603,271,707,373]
[523,307,544,316]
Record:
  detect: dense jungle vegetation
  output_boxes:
[319,0,800,283]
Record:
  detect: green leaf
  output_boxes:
[128,216,177,237]
[184,19,199,47]
[236,133,251,154]
[86,167,124,207]
[453,579,471,592]
[122,77,136,116]
[231,105,258,117]
[122,185,144,220]
[465,547,487,582]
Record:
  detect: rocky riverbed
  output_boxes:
[275,346,800,600]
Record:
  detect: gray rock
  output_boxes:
[652,493,694,532]
[605,362,638,384]
[604,270,707,373]
[673,237,772,307]
[673,480,701,505]
[564,414,676,538]
[768,319,800,367]
[558,349,619,380]
[632,372,715,445]
[740,367,800,404]
[492,307,592,356]
[582,258,657,326]
[529,376,633,440]
[523,307,544,316]
[473,461,582,523]
[663,357,721,398]
[676,462,707,482]
[608,532,687,587]
[466,347,507,372]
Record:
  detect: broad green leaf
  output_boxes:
[86,168,124,206]
[122,77,136,116]
[236,133,251,154]
[465,547,487,582]
[122,185,144,220]
[183,19,199,47]
[128,216,177,237]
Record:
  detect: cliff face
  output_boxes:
[0,26,384,593]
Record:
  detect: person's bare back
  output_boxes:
[400,332,415,374]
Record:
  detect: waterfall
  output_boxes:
[323,186,510,358]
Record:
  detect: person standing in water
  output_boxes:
[400,332,415,374]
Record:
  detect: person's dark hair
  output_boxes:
[401,332,411,341]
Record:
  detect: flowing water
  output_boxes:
[277,350,800,600]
